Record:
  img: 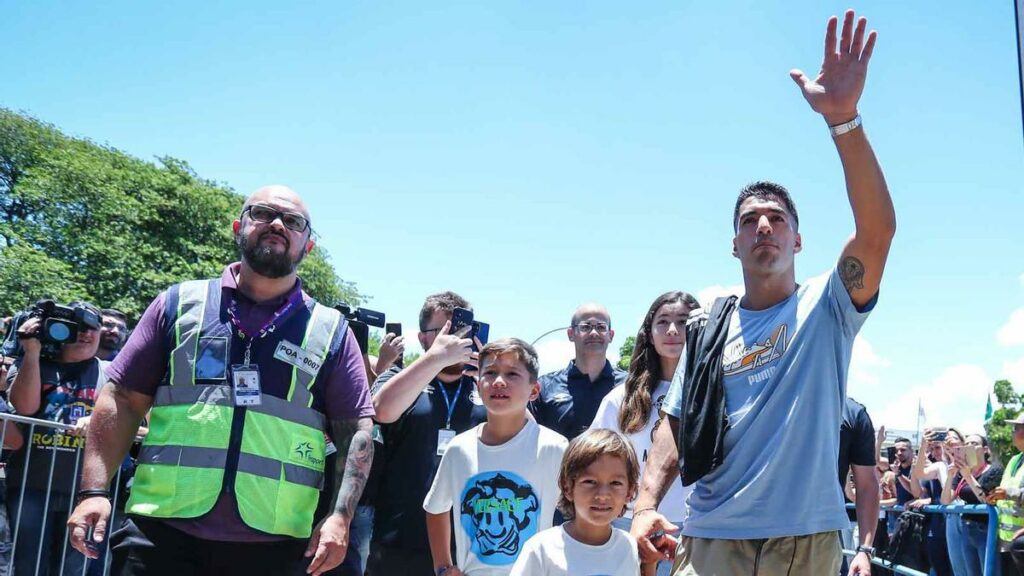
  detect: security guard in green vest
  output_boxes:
[993,413,1024,567]
[67,186,375,576]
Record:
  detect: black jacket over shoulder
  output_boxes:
[677,295,737,487]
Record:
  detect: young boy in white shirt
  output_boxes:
[424,338,568,576]
[510,428,644,576]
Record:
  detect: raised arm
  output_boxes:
[791,10,896,309]
[371,322,472,423]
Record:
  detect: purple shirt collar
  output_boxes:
[219,263,309,337]
[220,262,307,305]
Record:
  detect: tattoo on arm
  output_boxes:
[839,256,865,292]
[329,417,374,518]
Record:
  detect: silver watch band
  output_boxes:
[829,114,862,138]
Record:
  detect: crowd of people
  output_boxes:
[0,9,1010,576]
[839,394,1024,576]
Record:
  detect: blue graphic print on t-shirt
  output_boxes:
[459,470,540,566]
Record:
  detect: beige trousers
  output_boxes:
[670,531,842,576]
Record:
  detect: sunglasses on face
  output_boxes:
[242,204,310,233]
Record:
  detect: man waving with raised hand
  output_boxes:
[632,11,894,576]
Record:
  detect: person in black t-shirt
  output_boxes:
[7,301,106,576]
[366,292,488,575]
[837,397,880,575]
[531,303,626,440]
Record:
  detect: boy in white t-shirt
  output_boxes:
[510,428,645,576]
[424,338,568,576]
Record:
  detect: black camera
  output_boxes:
[335,304,386,355]
[27,300,101,357]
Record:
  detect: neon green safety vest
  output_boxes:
[998,453,1024,548]
[126,279,343,538]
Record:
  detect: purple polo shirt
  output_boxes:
[108,263,373,542]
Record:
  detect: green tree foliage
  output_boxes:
[985,379,1021,465]
[0,109,362,319]
[617,335,636,371]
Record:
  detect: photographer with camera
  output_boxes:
[365,291,487,575]
[6,299,106,575]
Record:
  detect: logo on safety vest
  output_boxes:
[291,439,325,468]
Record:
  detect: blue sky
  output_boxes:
[4,1,1022,434]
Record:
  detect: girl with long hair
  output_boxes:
[590,290,700,576]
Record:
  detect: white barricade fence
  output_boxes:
[0,412,138,576]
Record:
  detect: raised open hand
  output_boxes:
[790,10,877,125]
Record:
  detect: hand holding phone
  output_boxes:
[965,445,981,469]
[379,323,405,369]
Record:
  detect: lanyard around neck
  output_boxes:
[438,379,464,429]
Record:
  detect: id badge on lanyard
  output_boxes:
[232,363,262,406]
[226,290,299,408]
[437,429,456,457]
[436,380,462,457]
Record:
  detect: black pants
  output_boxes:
[110,516,316,576]
[365,544,433,576]
[1010,534,1024,574]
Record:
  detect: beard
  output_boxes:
[100,334,122,349]
[236,230,305,279]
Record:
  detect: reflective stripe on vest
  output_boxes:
[289,302,341,408]
[127,278,341,538]
[998,453,1024,545]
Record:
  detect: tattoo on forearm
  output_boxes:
[839,256,865,292]
[330,418,374,518]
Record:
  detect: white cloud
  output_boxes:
[696,284,744,307]
[867,364,991,434]
[998,309,1024,347]
[533,339,575,375]
[1002,356,1024,388]
[848,336,890,389]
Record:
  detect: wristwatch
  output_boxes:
[856,544,876,560]
[829,114,862,138]
[436,566,454,576]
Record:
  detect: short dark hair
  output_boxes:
[733,181,799,232]
[418,291,470,331]
[894,437,912,446]
[101,308,129,325]
[479,338,540,382]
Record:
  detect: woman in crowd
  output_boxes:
[590,290,700,576]
[942,433,1004,576]
[909,427,964,576]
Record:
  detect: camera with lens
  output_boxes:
[335,304,386,355]
[27,300,101,358]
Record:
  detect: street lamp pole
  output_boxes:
[531,326,571,346]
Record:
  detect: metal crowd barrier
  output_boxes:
[0,411,139,576]
[842,503,999,576]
